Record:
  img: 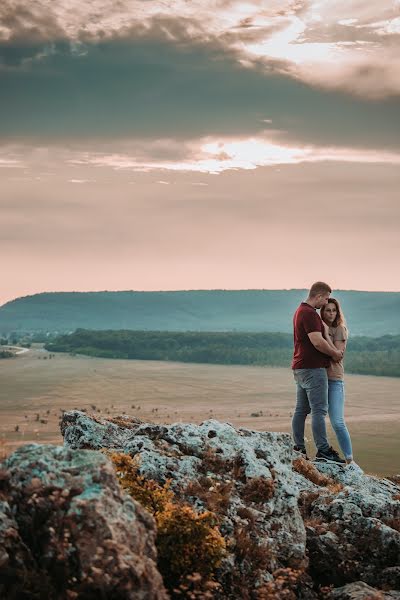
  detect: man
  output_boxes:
[292,281,345,463]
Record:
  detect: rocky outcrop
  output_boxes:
[0,443,167,600]
[1,411,399,599]
[61,412,307,580]
[295,460,400,591]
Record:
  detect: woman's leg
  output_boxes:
[328,380,353,461]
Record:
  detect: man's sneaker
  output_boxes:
[346,462,364,475]
[315,446,346,464]
[293,446,309,460]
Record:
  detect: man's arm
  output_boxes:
[308,332,343,362]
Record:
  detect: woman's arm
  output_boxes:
[334,340,346,353]
[322,323,336,350]
[333,326,347,354]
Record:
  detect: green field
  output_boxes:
[0,347,399,476]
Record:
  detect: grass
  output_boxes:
[0,348,399,475]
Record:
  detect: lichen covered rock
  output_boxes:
[295,459,400,591]
[62,411,307,595]
[0,444,167,599]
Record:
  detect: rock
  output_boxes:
[295,460,400,589]
[329,580,400,599]
[0,444,167,599]
[10,410,395,598]
[61,410,307,592]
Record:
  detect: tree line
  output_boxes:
[45,329,400,378]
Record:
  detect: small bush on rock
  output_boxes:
[109,452,226,597]
[157,505,226,591]
[109,451,174,514]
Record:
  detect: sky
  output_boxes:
[1,0,400,305]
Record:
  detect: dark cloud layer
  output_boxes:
[1,26,400,151]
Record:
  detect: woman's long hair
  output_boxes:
[321,297,348,331]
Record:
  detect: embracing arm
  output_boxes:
[308,331,343,362]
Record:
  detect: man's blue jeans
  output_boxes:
[292,368,330,452]
[328,379,353,460]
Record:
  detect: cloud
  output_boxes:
[1,1,399,98]
[1,32,399,152]
[2,135,400,177]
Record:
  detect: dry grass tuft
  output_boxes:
[387,475,400,485]
[293,457,332,486]
[256,568,307,600]
[106,415,143,429]
[199,445,230,475]
[298,491,321,519]
[241,477,275,504]
[173,573,222,599]
[303,517,327,535]
[185,476,233,517]
[382,517,400,532]
[293,457,343,493]
[227,523,272,596]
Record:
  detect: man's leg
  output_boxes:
[292,370,311,450]
[303,368,330,452]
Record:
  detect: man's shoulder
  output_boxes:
[296,303,318,317]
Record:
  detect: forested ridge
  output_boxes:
[45,329,400,377]
[2,289,400,336]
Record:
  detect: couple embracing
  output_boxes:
[291,281,362,473]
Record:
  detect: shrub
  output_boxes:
[157,504,226,591]
[108,452,226,597]
[109,451,174,514]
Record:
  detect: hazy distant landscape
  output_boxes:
[45,329,400,377]
[1,289,399,336]
[1,289,399,476]
[1,347,399,476]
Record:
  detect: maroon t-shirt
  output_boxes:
[292,302,330,369]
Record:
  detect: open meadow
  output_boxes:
[1,347,399,476]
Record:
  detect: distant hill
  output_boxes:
[0,290,399,337]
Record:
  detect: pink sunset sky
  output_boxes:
[1,0,400,305]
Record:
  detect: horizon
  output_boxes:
[2,285,400,308]
[1,1,399,298]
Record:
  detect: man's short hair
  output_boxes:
[309,281,332,298]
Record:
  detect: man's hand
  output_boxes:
[308,331,343,361]
[331,348,344,362]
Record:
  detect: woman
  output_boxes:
[320,298,363,473]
